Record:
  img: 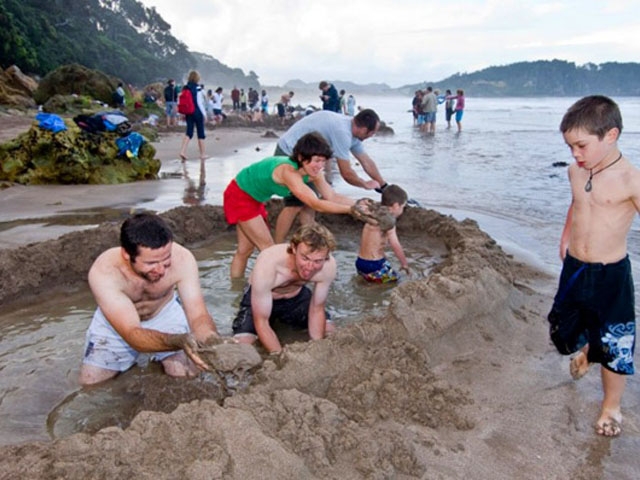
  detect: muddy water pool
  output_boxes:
[0,230,443,445]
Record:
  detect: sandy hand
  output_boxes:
[350,198,396,232]
[374,205,396,232]
[197,333,238,348]
[350,198,379,225]
[166,333,210,371]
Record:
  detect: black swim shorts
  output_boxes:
[232,285,315,336]
[547,252,636,374]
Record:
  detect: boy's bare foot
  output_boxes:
[179,153,187,161]
[569,350,589,380]
[595,410,622,437]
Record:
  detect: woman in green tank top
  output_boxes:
[224,132,356,278]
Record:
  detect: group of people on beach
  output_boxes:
[174,71,362,161]
[80,90,635,439]
[80,103,409,380]
[166,72,272,161]
[412,86,465,133]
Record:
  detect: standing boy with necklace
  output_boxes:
[548,95,637,437]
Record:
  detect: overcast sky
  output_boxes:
[141,0,638,88]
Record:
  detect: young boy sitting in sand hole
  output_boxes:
[355,184,410,283]
[548,95,637,437]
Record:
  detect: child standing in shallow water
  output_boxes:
[548,95,637,437]
[356,184,410,283]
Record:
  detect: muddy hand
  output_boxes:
[167,333,210,371]
[350,198,379,225]
[375,205,396,232]
[197,333,238,349]
[267,348,287,369]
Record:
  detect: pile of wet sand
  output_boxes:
[1,201,637,479]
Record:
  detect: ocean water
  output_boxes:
[346,95,640,276]
[2,95,640,445]
[177,93,640,276]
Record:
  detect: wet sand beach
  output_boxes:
[0,114,639,479]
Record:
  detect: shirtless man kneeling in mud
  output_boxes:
[232,223,337,353]
[79,213,220,386]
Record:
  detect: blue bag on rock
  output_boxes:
[116,132,145,158]
[36,113,67,133]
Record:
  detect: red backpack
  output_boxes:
[177,87,195,115]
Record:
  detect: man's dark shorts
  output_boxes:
[547,252,636,375]
[233,285,321,336]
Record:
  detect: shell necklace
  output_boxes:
[584,152,622,192]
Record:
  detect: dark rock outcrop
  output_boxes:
[34,63,124,107]
[0,65,38,108]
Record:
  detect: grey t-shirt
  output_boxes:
[421,92,437,113]
[277,110,365,160]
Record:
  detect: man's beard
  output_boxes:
[131,264,163,283]
[141,272,163,283]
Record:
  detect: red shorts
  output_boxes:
[223,179,268,225]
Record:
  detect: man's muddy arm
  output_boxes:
[251,286,282,353]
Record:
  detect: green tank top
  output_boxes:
[236,156,309,202]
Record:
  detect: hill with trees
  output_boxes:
[399,60,640,97]
[1,1,638,97]
[0,0,257,87]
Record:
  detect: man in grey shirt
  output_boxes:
[420,86,438,134]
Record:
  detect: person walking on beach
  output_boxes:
[212,87,225,125]
[163,79,178,127]
[223,132,370,278]
[273,108,387,243]
[446,89,465,132]
[79,213,221,386]
[356,184,410,283]
[179,70,207,161]
[319,81,340,112]
[548,95,637,437]
[232,223,337,353]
